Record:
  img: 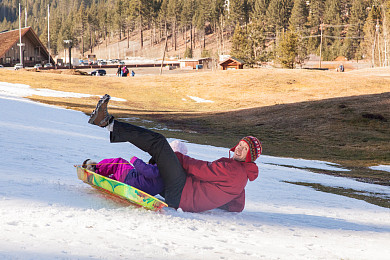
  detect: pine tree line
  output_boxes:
[1,0,390,68]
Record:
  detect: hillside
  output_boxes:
[0,67,389,185]
[79,24,231,62]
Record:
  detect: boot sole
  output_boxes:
[88,94,111,125]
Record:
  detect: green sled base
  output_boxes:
[76,166,167,211]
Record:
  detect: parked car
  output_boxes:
[0,65,4,69]
[14,63,23,70]
[90,69,106,76]
[44,63,53,68]
[34,64,42,69]
[98,61,107,65]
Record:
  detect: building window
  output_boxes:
[6,57,11,64]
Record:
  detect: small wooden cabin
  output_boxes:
[179,58,212,69]
[179,59,199,69]
[219,57,245,70]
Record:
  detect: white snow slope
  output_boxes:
[0,82,389,260]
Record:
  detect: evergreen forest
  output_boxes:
[1,0,390,68]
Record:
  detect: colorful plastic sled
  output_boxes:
[76,166,167,211]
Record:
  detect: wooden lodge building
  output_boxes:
[0,27,54,67]
[219,57,245,70]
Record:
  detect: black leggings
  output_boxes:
[110,120,187,208]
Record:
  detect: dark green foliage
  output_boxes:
[289,0,308,31]
[343,0,366,60]
[201,48,211,58]
[230,24,250,61]
[266,0,294,32]
[184,47,193,58]
[277,30,298,68]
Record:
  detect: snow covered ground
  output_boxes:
[0,82,389,260]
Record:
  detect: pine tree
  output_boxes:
[247,19,269,63]
[277,29,298,68]
[251,0,270,22]
[289,0,308,31]
[343,0,366,61]
[266,0,294,33]
[322,0,342,60]
[180,0,195,51]
[168,0,181,51]
[230,24,250,62]
[307,0,325,53]
[228,0,251,27]
[128,0,152,50]
[362,5,382,66]
[76,4,88,56]
[115,0,126,40]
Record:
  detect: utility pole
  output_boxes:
[48,4,51,63]
[372,19,379,67]
[319,23,323,68]
[376,20,381,67]
[17,3,25,66]
[160,33,168,75]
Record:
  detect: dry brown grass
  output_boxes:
[2,67,389,110]
[1,67,389,184]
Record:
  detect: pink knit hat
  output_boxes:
[230,136,262,162]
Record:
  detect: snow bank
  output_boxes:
[370,165,390,173]
[0,82,126,101]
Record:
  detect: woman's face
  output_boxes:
[232,141,249,162]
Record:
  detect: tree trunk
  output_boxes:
[174,19,177,51]
[203,28,206,49]
[190,23,193,50]
[185,24,188,50]
[140,15,143,49]
[82,24,85,56]
[90,29,93,53]
[193,26,196,50]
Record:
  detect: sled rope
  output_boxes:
[73,162,133,167]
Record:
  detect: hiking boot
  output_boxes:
[88,94,114,127]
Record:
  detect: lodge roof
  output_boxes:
[0,27,29,57]
[219,56,245,65]
[0,27,53,63]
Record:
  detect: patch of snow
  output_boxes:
[370,165,390,173]
[260,155,349,172]
[0,82,126,101]
[187,95,214,103]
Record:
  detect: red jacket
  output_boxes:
[175,152,259,213]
